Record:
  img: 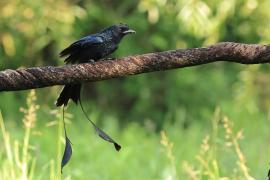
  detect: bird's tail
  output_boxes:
[78,98,121,151]
[56,84,81,107]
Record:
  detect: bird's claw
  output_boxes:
[106,57,116,60]
[86,59,95,63]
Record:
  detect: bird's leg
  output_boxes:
[102,55,116,61]
[106,57,116,60]
[86,59,95,63]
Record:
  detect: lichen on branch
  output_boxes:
[0,42,270,92]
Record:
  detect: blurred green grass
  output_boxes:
[1,90,270,179]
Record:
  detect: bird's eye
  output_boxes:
[120,27,128,32]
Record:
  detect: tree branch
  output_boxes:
[1,42,270,92]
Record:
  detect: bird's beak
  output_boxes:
[123,29,136,34]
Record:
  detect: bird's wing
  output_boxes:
[59,35,104,58]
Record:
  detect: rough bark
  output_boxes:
[0,42,270,92]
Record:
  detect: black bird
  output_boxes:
[56,24,136,107]
[58,24,135,171]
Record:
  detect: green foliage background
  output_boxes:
[1,0,270,179]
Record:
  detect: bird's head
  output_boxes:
[104,24,136,42]
[116,23,136,35]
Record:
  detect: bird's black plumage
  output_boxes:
[56,24,135,107]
